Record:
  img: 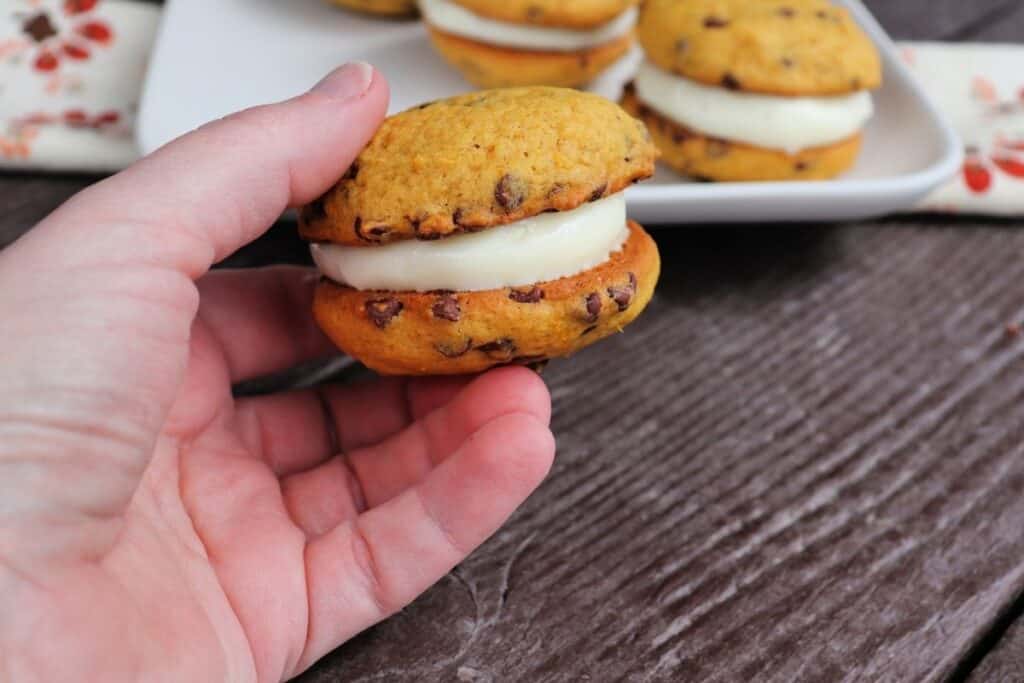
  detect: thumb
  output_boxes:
[4,61,389,280]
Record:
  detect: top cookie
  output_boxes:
[300,87,657,247]
[450,0,638,29]
[637,0,882,96]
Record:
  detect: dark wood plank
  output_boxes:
[293,219,1024,682]
[0,173,101,249]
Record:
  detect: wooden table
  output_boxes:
[3,2,1024,680]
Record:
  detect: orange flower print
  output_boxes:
[17,0,114,73]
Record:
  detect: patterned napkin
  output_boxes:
[901,42,1024,216]
[0,0,158,171]
[0,3,1020,215]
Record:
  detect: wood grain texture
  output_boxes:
[2,1,1024,682]
[293,221,1024,682]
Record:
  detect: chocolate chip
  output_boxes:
[476,338,517,361]
[816,10,829,19]
[509,287,544,304]
[721,73,741,90]
[675,39,689,55]
[581,325,598,337]
[435,338,473,358]
[584,292,602,323]
[300,193,328,224]
[778,7,796,18]
[588,183,608,202]
[23,13,57,42]
[607,273,637,312]
[365,298,403,328]
[672,129,691,144]
[703,16,729,28]
[495,174,527,212]
[432,294,461,321]
[526,5,543,20]
[851,76,863,89]
[781,57,795,68]
[795,161,809,172]
[706,139,731,158]
[368,226,390,238]
[452,208,466,226]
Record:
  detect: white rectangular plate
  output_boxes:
[139,0,961,225]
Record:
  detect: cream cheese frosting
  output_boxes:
[633,61,874,154]
[419,0,637,52]
[311,193,629,292]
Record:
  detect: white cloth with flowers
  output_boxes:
[0,0,157,171]
[0,2,1021,216]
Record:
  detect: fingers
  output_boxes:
[233,374,475,477]
[195,265,334,383]
[277,367,549,540]
[297,411,555,672]
[7,62,389,280]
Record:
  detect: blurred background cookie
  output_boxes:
[300,87,660,376]
[419,0,639,88]
[326,0,417,18]
[623,0,882,181]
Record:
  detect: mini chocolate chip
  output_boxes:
[526,5,543,20]
[778,7,796,17]
[368,226,390,238]
[436,338,473,358]
[452,208,466,226]
[607,273,637,312]
[721,73,741,90]
[578,53,591,69]
[509,287,544,303]
[795,161,809,172]
[703,15,729,28]
[365,298,403,329]
[432,294,461,321]
[675,39,689,55]
[851,77,863,89]
[816,10,828,18]
[300,193,328,223]
[672,129,691,144]
[589,183,608,202]
[706,139,731,158]
[580,325,598,337]
[584,292,602,323]
[477,338,517,360]
[781,57,795,68]
[495,174,527,212]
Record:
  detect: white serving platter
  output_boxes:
[138,0,961,225]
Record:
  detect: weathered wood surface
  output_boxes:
[2,2,1024,682]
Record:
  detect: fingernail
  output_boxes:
[312,62,375,101]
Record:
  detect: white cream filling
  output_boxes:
[312,193,629,293]
[633,61,874,154]
[419,0,637,52]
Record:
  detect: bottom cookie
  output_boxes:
[426,27,634,88]
[621,84,863,182]
[313,220,660,376]
[326,0,417,16]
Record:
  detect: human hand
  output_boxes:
[0,63,555,682]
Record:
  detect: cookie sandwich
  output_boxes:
[326,0,416,17]
[420,0,639,88]
[299,87,660,376]
[622,0,881,181]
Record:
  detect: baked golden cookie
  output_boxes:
[638,0,880,96]
[627,0,879,181]
[621,85,862,182]
[453,0,637,29]
[326,0,416,17]
[418,0,638,88]
[301,87,656,245]
[300,87,661,376]
[426,29,633,89]
[313,221,658,375]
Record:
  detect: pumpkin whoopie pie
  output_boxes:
[419,0,639,88]
[622,0,881,181]
[300,87,660,375]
